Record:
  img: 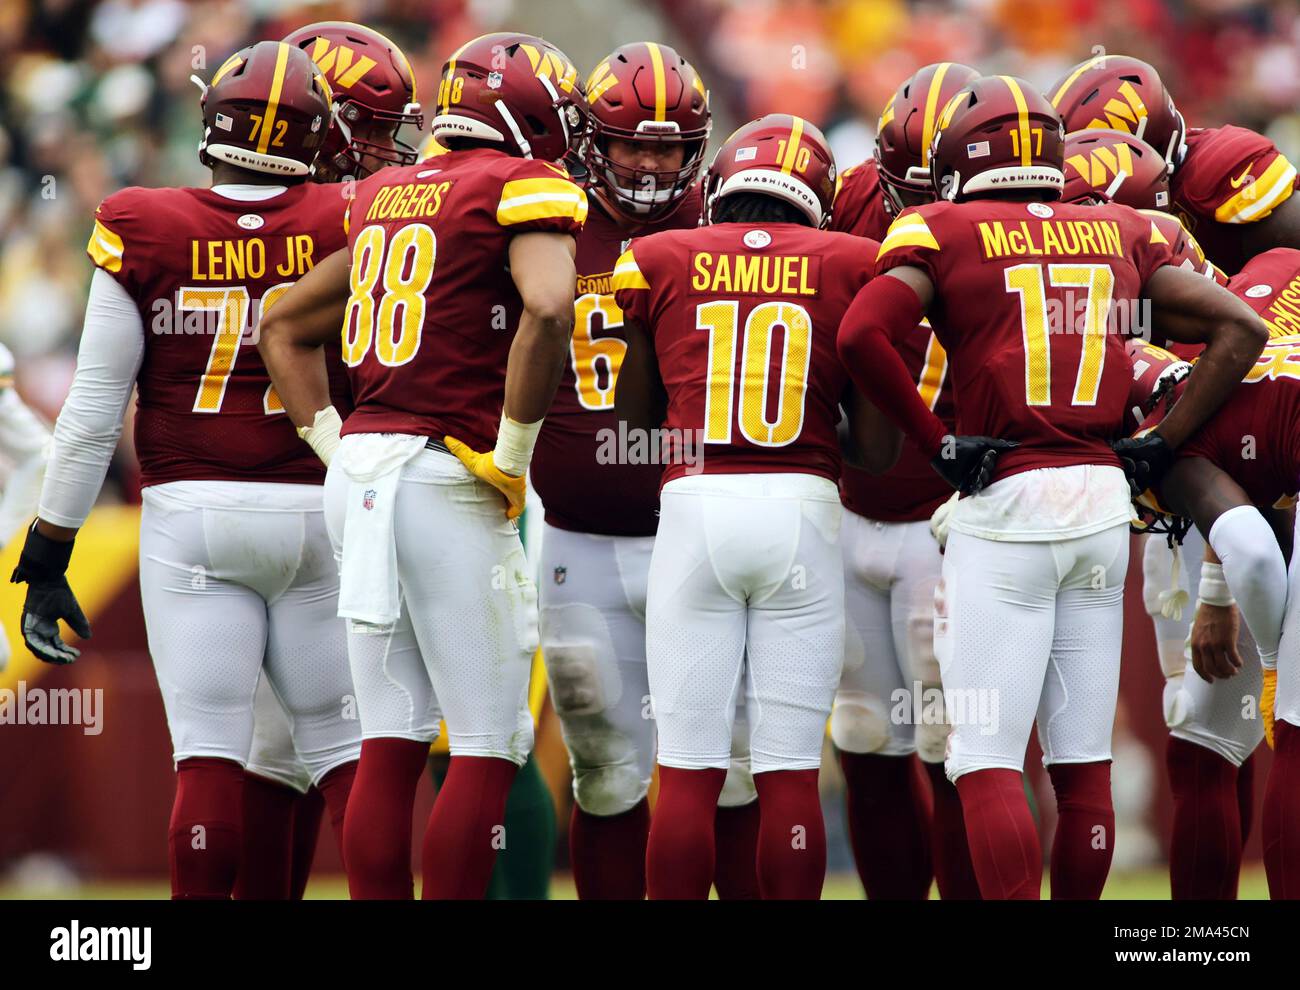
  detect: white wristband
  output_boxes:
[297,405,343,467]
[1196,561,1235,608]
[493,413,542,477]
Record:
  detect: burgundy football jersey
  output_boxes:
[831,159,955,521]
[1177,340,1300,509]
[87,183,351,488]
[339,148,587,450]
[829,159,892,240]
[614,222,874,486]
[875,199,1177,481]
[531,186,702,537]
[1227,247,1300,338]
[1172,126,1299,276]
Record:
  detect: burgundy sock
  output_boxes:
[290,787,325,900]
[955,768,1041,899]
[753,769,827,900]
[316,759,357,859]
[421,756,519,899]
[1263,720,1300,899]
[713,800,761,900]
[838,751,933,899]
[1237,749,1256,847]
[570,799,650,899]
[342,737,429,899]
[646,766,726,899]
[1166,736,1242,899]
[233,772,297,900]
[922,760,982,899]
[1046,761,1114,900]
[169,757,245,900]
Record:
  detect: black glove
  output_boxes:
[10,524,91,665]
[1112,432,1174,498]
[930,435,1019,495]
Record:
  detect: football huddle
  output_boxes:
[12,19,1300,904]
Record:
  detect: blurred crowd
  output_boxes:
[2,0,1298,501]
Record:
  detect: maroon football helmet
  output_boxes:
[1124,338,1192,437]
[874,61,980,216]
[431,32,587,163]
[1062,129,1170,208]
[194,41,332,177]
[582,42,711,222]
[928,75,1065,202]
[282,21,422,180]
[703,114,838,227]
[1050,55,1186,168]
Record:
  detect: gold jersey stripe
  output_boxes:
[920,63,952,168]
[87,219,124,273]
[1215,156,1298,224]
[497,178,589,226]
[877,213,940,258]
[917,334,948,410]
[256,42,291,156]
[612,249,650,291]
[780,116,805,175]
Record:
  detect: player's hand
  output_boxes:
[1189,602,1242,683]
[1262,667,1277,749]
[930,435,1018,495]
[444,436,526,520]
[10,525,91,665]
[1112,432,1174,498]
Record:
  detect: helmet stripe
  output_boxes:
[646,42,667,121]
[1050,54,1106,109]
[780,116,805,174]
[210,52,245,87]
[441,37,475,115]
[920,62,952,168]
[256,42,292,157]
[1000,75,1032,167]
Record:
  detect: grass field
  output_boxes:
[0,866,1274,900]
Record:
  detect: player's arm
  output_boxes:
[445,231,577,520]
[1158,456,1286,683]
[12,268,145,663]
[613,316,665,435]
[257,246,352,466]
[1188,541,1242,683]
[840,386,901,474]
[837,268,1014,494]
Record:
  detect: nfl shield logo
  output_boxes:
[553,566,567,585]
[487,71,504,90]
[362,489,377,511]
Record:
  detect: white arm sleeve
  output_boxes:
[37,268,144,529]
[1207,503,1288,667]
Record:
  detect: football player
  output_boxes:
[827,61,981,901]
[1050,54,1300,275]
[614,114,896,899]
[259,32,588,900]
[227,21,425,901]
[529,42,758,900]
[837,76,1268,898]
[1064,128,1266,899]
[11,41,361,900]
[1134,340,1300,898]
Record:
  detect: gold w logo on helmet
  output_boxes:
[1087,80,1147,134]
[518,43,578,94]
[307,38,376,89]
[586,59,617,104]
[1066,142,1136,188]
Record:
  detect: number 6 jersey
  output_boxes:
[613,222,874,485]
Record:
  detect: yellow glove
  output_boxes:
[1262,667,1277,750]
[444,436,526,520]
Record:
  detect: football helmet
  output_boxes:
[875,61,980,216]
[583,43,711,222]
[1062,129,1170,209]
[194,41,332,177]
[432,32,587,163]
[282,21,423,180]
[703,113,838,227]
[1049,55,1186,168]
[1124,338,1192,436]
[928,75,1064,202]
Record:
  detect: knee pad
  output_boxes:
[906,611,942,687]
[572,759,649,817]
[914,717,951,765]
[830,690,892,754]
[545,642,608,717]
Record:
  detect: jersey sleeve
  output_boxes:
[872,207,943,281]
[611,242,652,325]
[1180,126,1299,225]
[86,188,151,299]
[829,162,889,239]
[494,160,589,235]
